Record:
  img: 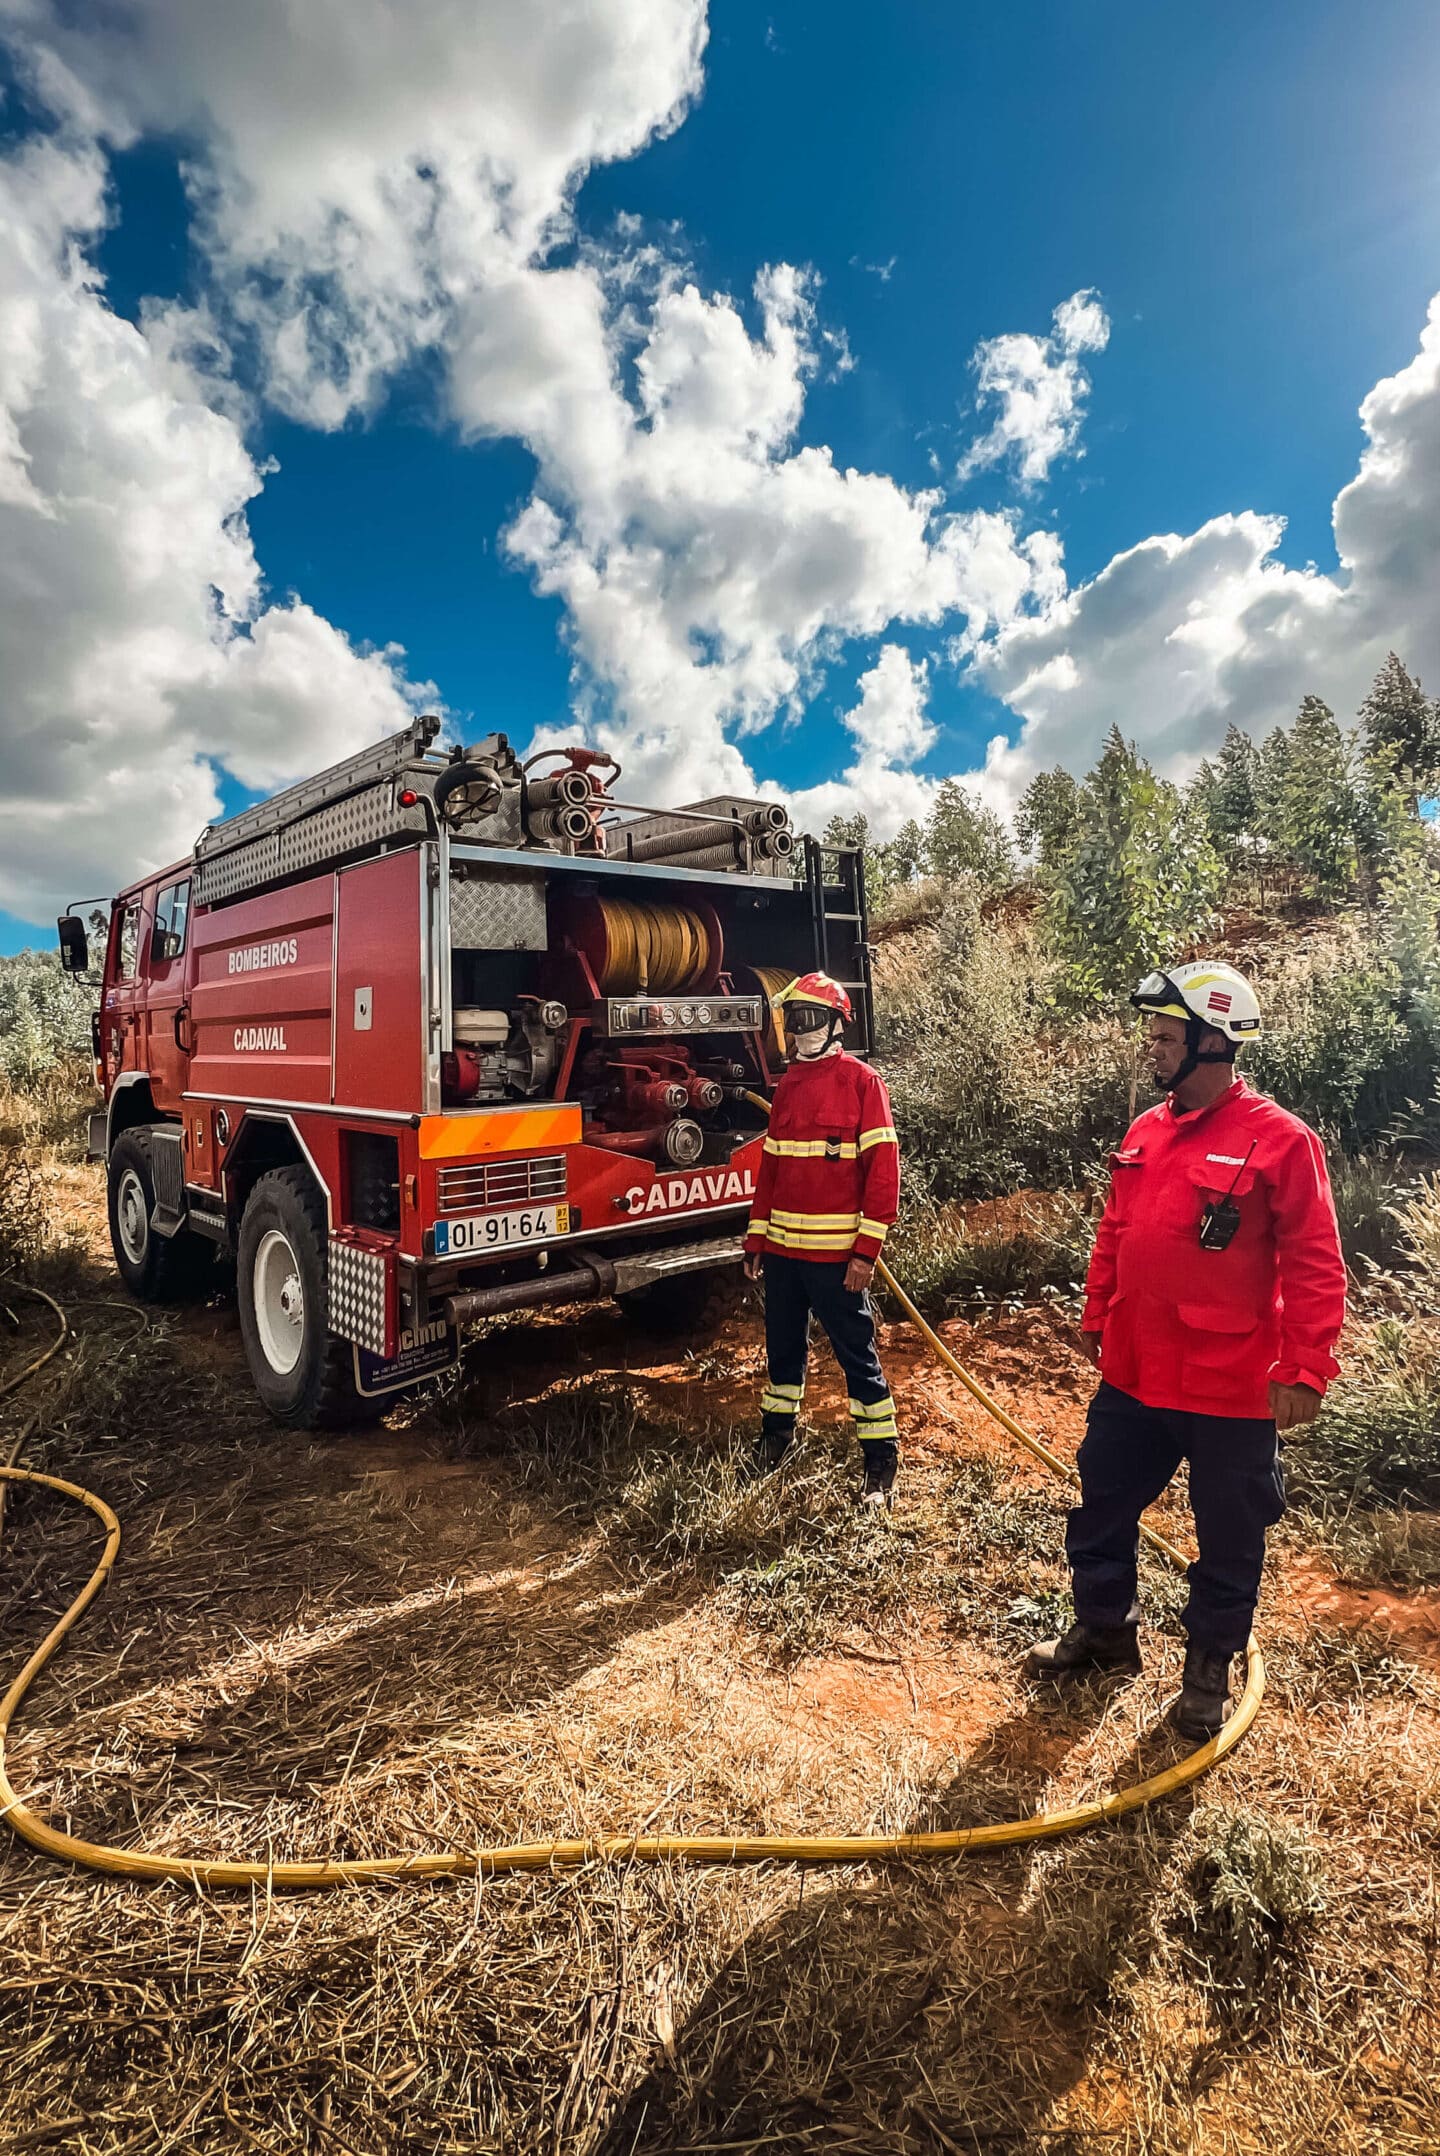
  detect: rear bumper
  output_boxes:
[439,1231,744,1327]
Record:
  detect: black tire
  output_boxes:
[106,1129,213,1302]
[236,1166,381,1429]
[615,1263,747,1340]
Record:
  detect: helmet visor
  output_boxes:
[783,1002,832,1034]
[1130,970,1190,1018]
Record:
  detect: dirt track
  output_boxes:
[2,1169,1439,2151]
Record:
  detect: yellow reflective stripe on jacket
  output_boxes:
[766,1225,855,1246]
[857,1217,890,1243]
[747,1216,769,1235]
[763,1223,855,1251]
[857,1126,898,1151]
[763,1136,861,1159]
[770,1207,862,1230]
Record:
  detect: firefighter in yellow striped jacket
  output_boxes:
[742,973,902,1506]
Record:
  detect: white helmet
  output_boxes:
[1131,961,1262,1045]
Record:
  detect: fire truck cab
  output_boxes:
[60,719,872,1429]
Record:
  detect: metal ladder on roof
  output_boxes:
[803,834,876,1056]
[190,717,449,907]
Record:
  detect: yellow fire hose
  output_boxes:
[0,1158,1261,1887]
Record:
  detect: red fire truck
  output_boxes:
[58,719,871,1427]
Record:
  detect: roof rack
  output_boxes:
[190,719,802,907]
[192,718,475,905]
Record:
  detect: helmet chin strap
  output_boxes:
[1162,1015,1236,1091]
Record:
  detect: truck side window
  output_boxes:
[152,879,191,964]
[117,903,142,982]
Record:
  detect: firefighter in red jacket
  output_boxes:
[1026,960,1347,1736]
[743,972,902,1506]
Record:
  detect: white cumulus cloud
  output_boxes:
[958,287,1111,490]
[5,0,709,428]
[972,294,1440,808]
[0,133,429,919]
[787,645,938,838]
[491,261,1062,807]
[2,0,1063,886]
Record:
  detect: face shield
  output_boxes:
[783,1001,839,1059]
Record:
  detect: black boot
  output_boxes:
[1171,1644,1236,1738]
[744,1428,793,1481]
[1024,1619,1142,1681]
[860,1440,898,1510]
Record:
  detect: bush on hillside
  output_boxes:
[1324,1151,1418,1277]
[888,1193,1095,1313]
[0,949,92,1087]
[1248,928,1432,1146]
[875,884,1130,1200]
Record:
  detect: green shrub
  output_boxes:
[1391,1171,1440,1278]
[1291,1317,1440,1507]
[887,1193,1095,1313]
[1249,928,1431,1145]
[876,889,1129,1199]
[0,1138,56,1275]
[1325,1150,1417,1275]
[1181,1807,1329,1993]
[1319,1507,1440,1590]
[0,949,93,1087]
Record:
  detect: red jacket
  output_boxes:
[1082,1079,1346,1418]
[745,1050,900,1264]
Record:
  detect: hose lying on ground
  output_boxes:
[0,1206,1262,1887]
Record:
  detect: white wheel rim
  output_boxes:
[253,1228,306,1376]
[116,1167,149,1265]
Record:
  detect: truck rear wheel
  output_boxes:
[236,1167,381,1429]
[107,1130,212,1302]
[615,1264,746,1341]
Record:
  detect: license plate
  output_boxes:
[433,1202,569,1256]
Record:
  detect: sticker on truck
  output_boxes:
[433,1202,571,1257]
[353,1320,461,1398]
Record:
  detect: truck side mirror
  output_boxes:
[57,914,89,975]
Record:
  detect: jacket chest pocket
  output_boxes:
[1186,1160,1262,1248]
[1107,1147,1145,1221]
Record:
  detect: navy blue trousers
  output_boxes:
[760,1255,896,1458]
[1067,1382,1285,1656]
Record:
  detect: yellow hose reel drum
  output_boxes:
[566,894,725,995]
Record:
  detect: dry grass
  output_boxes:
[2,1092,1439,2152]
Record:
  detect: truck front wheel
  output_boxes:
[107,1130,211,1301]
[236,1167,380,1429]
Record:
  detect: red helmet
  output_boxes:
[773,971,853,1022]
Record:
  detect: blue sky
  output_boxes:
[4,0,1440,950]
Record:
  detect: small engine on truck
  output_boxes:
[59,720,873,1428]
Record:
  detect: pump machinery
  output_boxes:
[59,717,872,1427]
